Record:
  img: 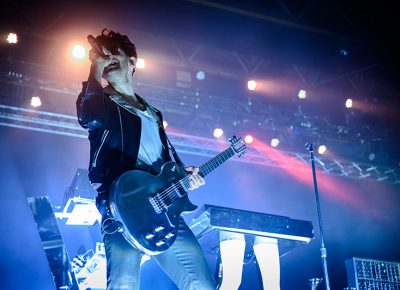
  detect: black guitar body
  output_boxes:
[109,136,246,255]
[109,161,197,255]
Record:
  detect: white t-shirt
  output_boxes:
[110,95,164,170]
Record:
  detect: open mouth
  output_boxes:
[104,60,119,73]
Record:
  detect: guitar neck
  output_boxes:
[198,146,235,177]
[162,139,243,199]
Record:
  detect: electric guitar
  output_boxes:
[109,136,246,255]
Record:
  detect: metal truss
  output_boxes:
[0,67,319,139]
[1,104,398,185]
[5,22,390,94]
[0,104,86,138]
[1,61,396,168]
[0,66,365,139]
[130,29,396,95]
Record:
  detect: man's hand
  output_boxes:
[88,46,112,84]
[185,166,205,190]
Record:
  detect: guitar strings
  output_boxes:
[155,150,231,203]
[156,148,236,204]
[157,144,240,202]
[158,148,233,201]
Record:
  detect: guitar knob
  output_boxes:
[145,233,155,239]
[165,232,175,239]
[155,240,166,247]
[154,225,165,232]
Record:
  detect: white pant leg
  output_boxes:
[218,232,246,290]
[253,236,280,290]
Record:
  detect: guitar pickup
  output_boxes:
[149,197,164,214]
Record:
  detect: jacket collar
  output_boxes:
[104,85,160,117]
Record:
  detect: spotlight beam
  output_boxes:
[0,104,399,184]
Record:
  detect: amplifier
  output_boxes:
[346,257,400,290]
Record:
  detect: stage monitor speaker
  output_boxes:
[63,168,97,205]
[345,257,400,290]
[28,196,79,290]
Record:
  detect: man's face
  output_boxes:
[101,46,136,82]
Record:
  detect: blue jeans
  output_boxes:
[102,214,216,290]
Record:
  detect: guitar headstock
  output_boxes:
[229,136,246,157]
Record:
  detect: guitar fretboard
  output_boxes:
[159,140,243,205]
[199,147,235,177]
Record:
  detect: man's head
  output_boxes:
[94,29,137,82]
[95,29,137,59]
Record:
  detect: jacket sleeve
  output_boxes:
[76,80,105,130]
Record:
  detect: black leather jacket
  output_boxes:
[76,80,172,187]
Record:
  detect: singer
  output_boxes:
[76,29,216,290]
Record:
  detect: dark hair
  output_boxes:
[95,29,137,59]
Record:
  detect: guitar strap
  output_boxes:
[165,134,186,169]
[145,101,186,169]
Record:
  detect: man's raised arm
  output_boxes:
[76,47,112,130]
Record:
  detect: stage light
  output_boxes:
[71,44,86,60]
[30,96,42,108]
[6,32,18,44]
[271,138,280,148]
[244,135,254,144]
[247,80,257,91]
[339,49,349,57]
[196,70,206,80]
[298,89,306,99]
[213,128,224,138]
[163,120,168,128]
[318,145,327,155]
[345,98,353,108]
[136,58,145,69]
[368,153,375,161]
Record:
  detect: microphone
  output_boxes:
[87,35,107,58]
[304,142,313,152]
